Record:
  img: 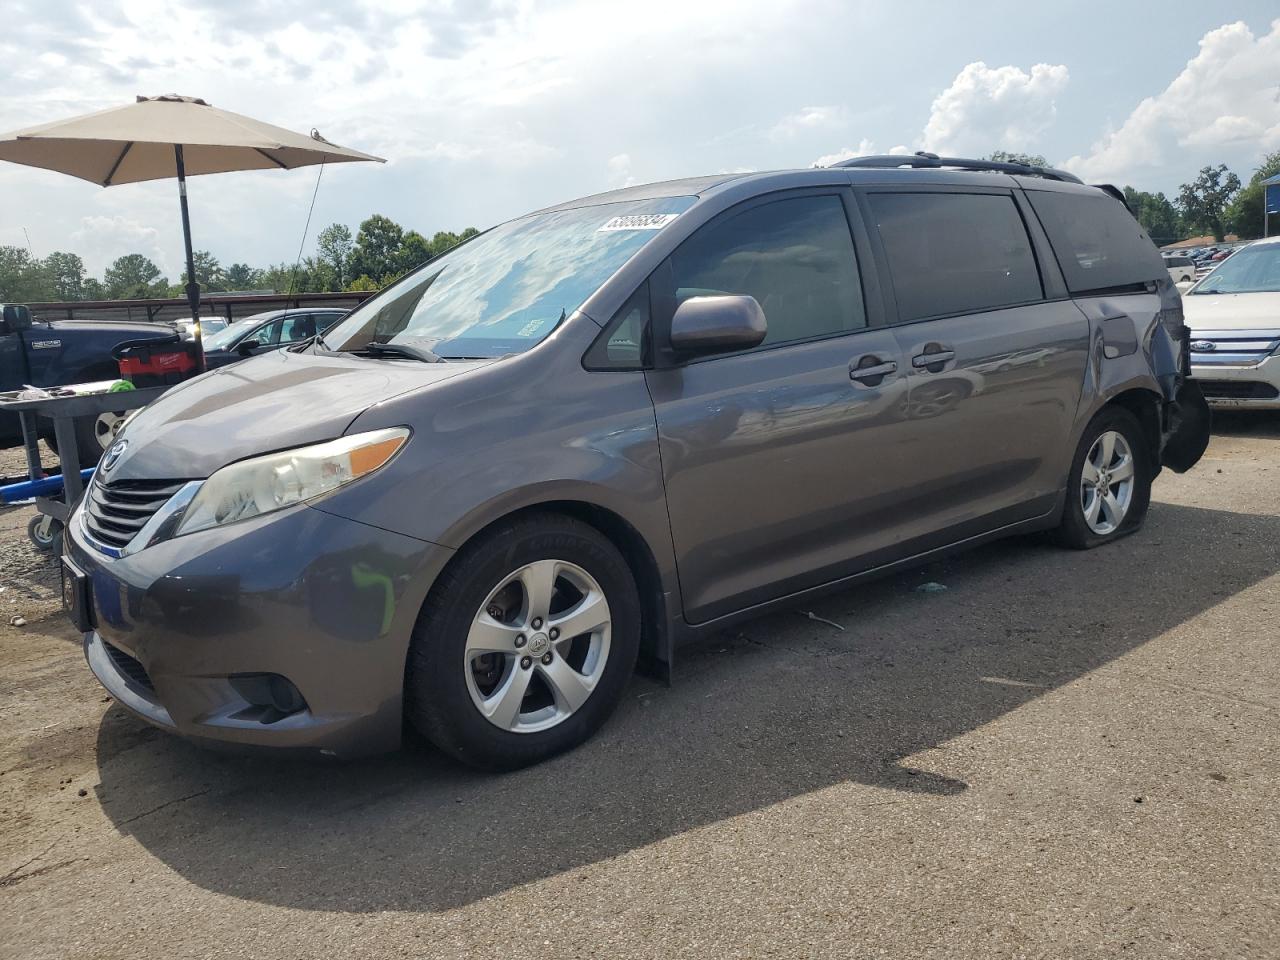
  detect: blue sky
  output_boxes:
[1,1,1278,280]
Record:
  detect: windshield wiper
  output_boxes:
[363,341,444,363]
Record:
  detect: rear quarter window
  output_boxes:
[867,192,1043,322]
[1027,190,1165,294]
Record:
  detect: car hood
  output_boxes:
[1183,292,1280,332]
[108,348,491,481]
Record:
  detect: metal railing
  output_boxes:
[25,290,377,326]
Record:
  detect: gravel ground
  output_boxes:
[1,416,1278,959]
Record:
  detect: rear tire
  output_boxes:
[1057,407,1152,550]
[405,513,640,771]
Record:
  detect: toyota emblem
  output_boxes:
[101,439,128,472]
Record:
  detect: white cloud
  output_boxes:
[812,139,909,168]
[770,105,845,141]
[921,61,1068,156]
[607,153,635,187]
[71,215,171,278]
[1064,19,1280,184]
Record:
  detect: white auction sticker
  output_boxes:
[597,213,680,232]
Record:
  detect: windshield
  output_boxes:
[1190,243,1280,295]
[203,316,265,351]
[322,196,695,358]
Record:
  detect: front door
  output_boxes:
[646,191,913,624]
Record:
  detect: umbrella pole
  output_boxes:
[174,144,206,373]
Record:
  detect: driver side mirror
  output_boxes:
[0,304,32,336]
[236,340,260,357]
[669,295,767,358]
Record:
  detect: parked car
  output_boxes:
[1165,255,1196,283]
[1184,236,1280,409]
[0,304,173,460]
[174,316,228,340]
[63,159,1210,769]
[199,308,347,368]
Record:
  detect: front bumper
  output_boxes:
[1191,352,1280,410]
[67,498,453,756]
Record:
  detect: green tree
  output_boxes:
[350,214,405,283]
[191,250,228,292]
[0,246,54,301]
[1122,187,1184,245]
[345,274,379,292]
[1177,164,1241,241]
[104,254,167,299]
[396,230,433,276]
[315,223,355,288]
[224,262,262,290]
[42,251,87,301]
[1224,150,1280,239]
[985,151,1049,167]
[81,277,106,301]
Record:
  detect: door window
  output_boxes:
[669,195,866,349]
[868,192,1043,322]
[279,314,316,343]
[241,319,282,346]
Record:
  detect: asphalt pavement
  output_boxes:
[1,416,1277,959]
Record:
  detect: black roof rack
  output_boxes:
[832,151,1083,185]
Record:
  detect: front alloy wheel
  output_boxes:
[406,513,640,770]
[465,560,611,733]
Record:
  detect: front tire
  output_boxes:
[1057,407,1152,549]
[405,513,640,770]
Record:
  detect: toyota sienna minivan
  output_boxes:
[63,154,1211,769]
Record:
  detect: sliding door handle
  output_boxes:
[912,349,955,369]
[849,358,897,385]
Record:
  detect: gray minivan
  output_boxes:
[63,154,1210,769]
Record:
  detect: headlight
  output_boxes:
[176,427,409,536]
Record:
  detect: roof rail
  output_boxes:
[832,151,1083,185]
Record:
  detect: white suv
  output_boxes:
[1185,236,1280,409]
[1165,255,1196,284]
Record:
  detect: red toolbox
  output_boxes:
[113,334,200,387]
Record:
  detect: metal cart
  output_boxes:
[0,386,167,550]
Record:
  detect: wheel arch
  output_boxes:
[1102,386,1163,475]
[424,497,676,681]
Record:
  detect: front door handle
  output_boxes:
[911,346,956,371]
[850,356,897,385]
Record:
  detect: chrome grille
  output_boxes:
[83,478,186,549]
[1188,330,1280,367]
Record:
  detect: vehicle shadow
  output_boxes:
[94,502,1280,914]
[1208,410,1280,439]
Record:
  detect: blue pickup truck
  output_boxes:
[1,304,175,462]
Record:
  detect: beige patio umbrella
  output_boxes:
[0,94,384,366]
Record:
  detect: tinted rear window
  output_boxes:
[867,192,1043,322]
[1027,190,1165,294]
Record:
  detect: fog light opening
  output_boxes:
[229,673,309,723]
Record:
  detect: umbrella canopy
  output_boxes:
[0,95,384,371]
[0,94,383,185]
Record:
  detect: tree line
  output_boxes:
[0,215,479,304]
[2,152,1278,305]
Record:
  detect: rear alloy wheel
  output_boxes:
[406,514,640,770]
[1057,407,1151,549]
